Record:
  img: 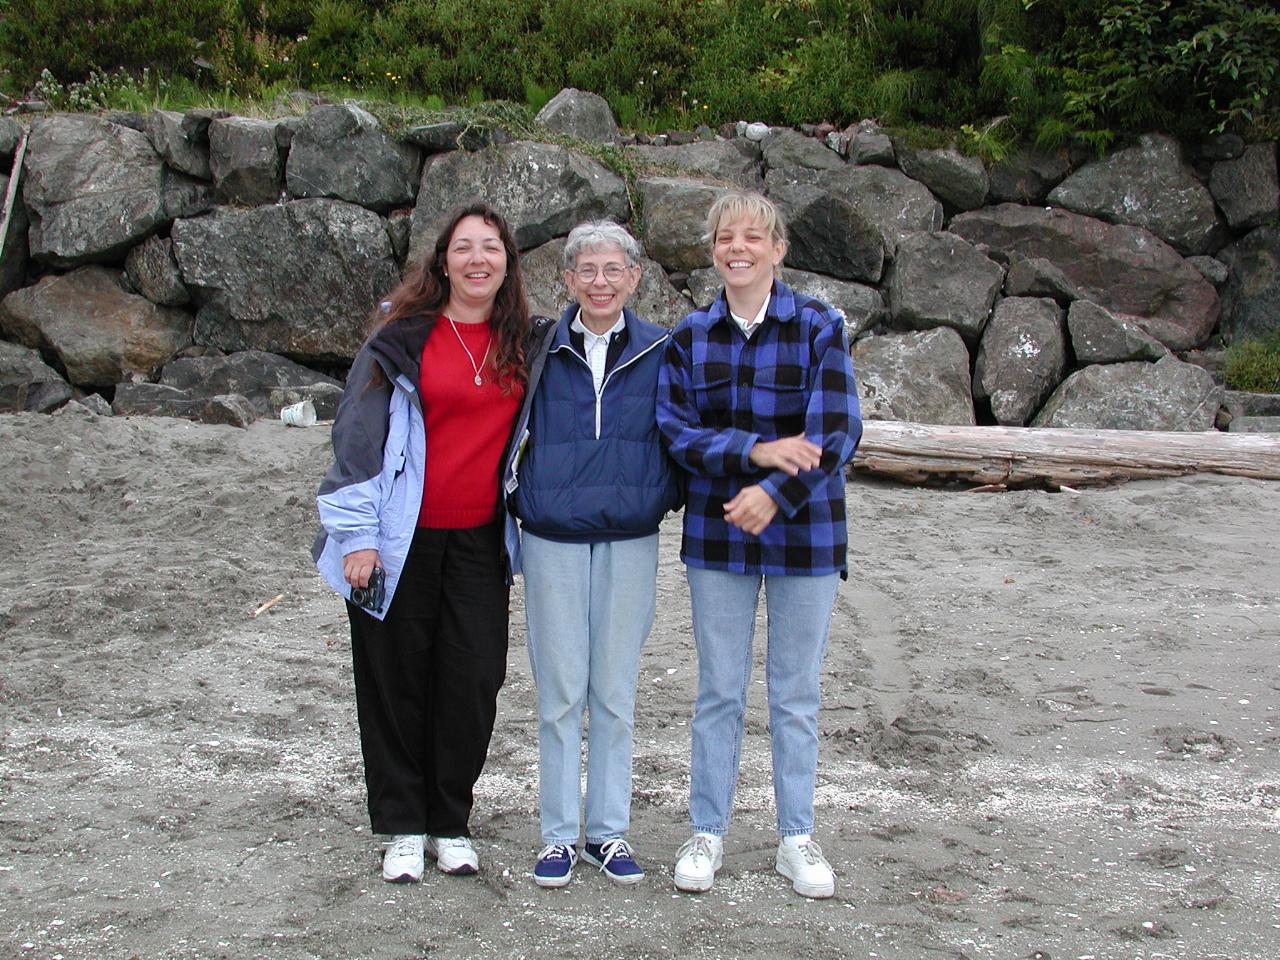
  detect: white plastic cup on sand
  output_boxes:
[280,399,317,427]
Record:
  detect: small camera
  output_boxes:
[351,567,386,613]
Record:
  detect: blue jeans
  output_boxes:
[522,532,659,845]
[686,566,839,838]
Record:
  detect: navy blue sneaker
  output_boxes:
[582,838,645,885]
[533,843,577,888]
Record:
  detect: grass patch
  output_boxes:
[1224,333,1280,394]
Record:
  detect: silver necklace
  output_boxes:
[447,318,493,387]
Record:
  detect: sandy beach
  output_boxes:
[2,408,1277,960]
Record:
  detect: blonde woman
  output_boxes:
[656,191,862,898]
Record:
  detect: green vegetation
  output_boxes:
[1225,333,1280,394]
[1,0,1277,149]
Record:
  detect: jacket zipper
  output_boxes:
[553,336,666,439]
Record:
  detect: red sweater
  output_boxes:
[417,318,523,528]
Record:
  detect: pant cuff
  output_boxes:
[690,825,728,837]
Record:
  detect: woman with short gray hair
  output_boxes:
[511,219,681,888]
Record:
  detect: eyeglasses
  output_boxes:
[572,264,631,283]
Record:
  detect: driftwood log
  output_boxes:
[852,421,1280,488]
[0,132,25,261]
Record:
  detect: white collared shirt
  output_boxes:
[730,297,769,339]
[570,310,626,393]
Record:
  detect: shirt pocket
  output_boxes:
[755,363,808,431]
[693,360,734,427]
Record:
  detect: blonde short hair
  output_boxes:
[703,191,788,249]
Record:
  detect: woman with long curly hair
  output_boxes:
[314,202,555,884]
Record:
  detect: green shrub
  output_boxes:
[1225,334,1280,394]
[1048,0,1280,145]
[0,0,251,90]
[2,0,1275,149]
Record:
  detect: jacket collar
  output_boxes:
[551,303,666,364]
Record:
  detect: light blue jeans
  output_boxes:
[522,531,659,846]
[686,566,840,838]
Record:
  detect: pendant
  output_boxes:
[474,374,483,386]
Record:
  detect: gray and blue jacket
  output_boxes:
[313,313,555,619]
[511,304,681,543]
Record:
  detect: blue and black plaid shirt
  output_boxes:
[657,281,862,578]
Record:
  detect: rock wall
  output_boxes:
[0,92,1277,431]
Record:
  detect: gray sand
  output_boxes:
[2,410,1277,959]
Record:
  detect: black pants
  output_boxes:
[348,523,509,837]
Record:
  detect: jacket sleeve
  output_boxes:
[656,329,761,478]
[756,309,862,518]
[316,349,392,556]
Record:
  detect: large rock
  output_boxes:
[0,266,192,386]
[846,120,895,166]
[949,204,1220,351]
[686,267,885,340]
[159,350,341,416]
[1047,134,1223,255]
[125,235,190,307]
[636,177,727,273]
[761,128,845,173]
[0,118,23,162]
[973,297,1067,426]
[1209,143,1279,232]
[22,114,167,267]
[199,392,258,427]
[768,180,883,283]
[886,231,1004,341]
[627,139,764,190]
[208,117,284,206]
[285,104,421,211]
[1067,300,1168,363]
[771,165,943,255]
[1003,255,1080,303]
[1223,390,1280,420]
[1032,355,1221,430]
[269,382,345,421]
[1217,226,1280,343]
[146,109,215,180]
[520,236,694,330]
[171,199,400,360]
[988,148,1072,204]
[534,88,620,144]
[852,327,976,425]
[895,143,988,211]
[1,173,29,296]
[0,339,73,412]
[402,116,495,154]
[409,141,629,260]
[111,381,203,418]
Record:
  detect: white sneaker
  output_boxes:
[775,836,835,899]
[382,834,425,883]
[673,833,723,893]
[425,835,479,875]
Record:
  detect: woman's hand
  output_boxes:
[343,549,382,587]
[748,435,822,476]
[724,485,779,535]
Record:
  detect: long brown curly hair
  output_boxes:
[371,202,531,393]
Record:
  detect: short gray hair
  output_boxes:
[563,220,642,270]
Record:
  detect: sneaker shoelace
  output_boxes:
[437,836,472,851]
[595,838,633,868]
[678,835,715,864]
[795,840,828,866]
[537,843,573,863]
[388,835,420,858]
